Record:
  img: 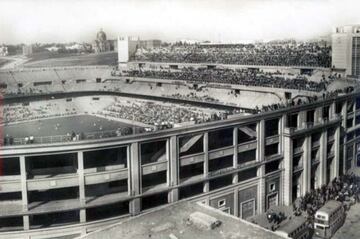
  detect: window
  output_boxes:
[269,183,276,192]
[218,199,226,208]
[221,207,230,214]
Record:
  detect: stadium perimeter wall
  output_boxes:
[0,89,359,238]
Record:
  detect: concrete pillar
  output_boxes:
[233,127,238,184]
[302,136,311,195]
[234,188,239,217]
[257,120,265,162]
[319,130,328,186]
[314,107,323,125]
[129,142,141,215]
[342,101,348,129]
[279,116,284,153]
[333,126,341,178]
[77,151,86,223]
[298,111,307,129]
[168,136,179,203]
[257,120,266,213]
[20,156,29,230]
[283,135,293,206]
[203,132,209,192]
[279,114,287,205]
[330,102,337,120]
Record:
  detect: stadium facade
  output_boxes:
[0,26,360,238]
[0,66,359,239]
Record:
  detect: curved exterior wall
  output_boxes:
[0,89,359,239]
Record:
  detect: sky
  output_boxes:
[1,0,360,44]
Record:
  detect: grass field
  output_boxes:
[24,51,118,67]
[4,114,134,138]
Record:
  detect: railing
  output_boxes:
[284,114,341,135]
[3,127,146,146]
[327,150,335,158]
[293,164,303,172]
[293,147,303,154]
[311,158,320,164]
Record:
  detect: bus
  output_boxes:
[314,200,345,238]
[276,216,309,239]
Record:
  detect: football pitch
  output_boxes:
[4,114,135,139]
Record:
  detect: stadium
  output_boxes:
[1,26,360,239]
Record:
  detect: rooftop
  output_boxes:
[77,201,285,239]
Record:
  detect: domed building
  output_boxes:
[92,29,115,53]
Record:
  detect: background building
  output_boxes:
[22,45,33,56]
[332,25,360,77]
[117,36,140,63]
[139,39,161,49]
[117,37,162,64]
[0,45,9,56]
[92,29,116,53]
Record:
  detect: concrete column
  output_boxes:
[330,102,337,120]
[257,120,266,213]
[129,142,141,215]
[168,136,179,203]
[279,117,284,153]
[77,151,86,223]
[279,114,287,205]
[283,135,293,206]
[233,127,238,184]
[203,132,209,193]
[257,120,265,162]
[20,156,29,230]
[234,188,239,217]
[341,101,348,129]
[302,136,311,195]
[333,126,341,179]
[314,107,323,125]
[298,111,307,129]
[319,130,328,186]
[343,135,348,174]
[258,168,266,213]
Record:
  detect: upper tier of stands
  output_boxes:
[125,67,335,92]
[134,41,331,67]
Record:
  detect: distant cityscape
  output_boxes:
[0,29,162,57]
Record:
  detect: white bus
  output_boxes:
[314,200,345,238]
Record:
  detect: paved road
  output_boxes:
[333,167,360,239]
[333,203,360,239]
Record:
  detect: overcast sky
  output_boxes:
[1,0,360,44]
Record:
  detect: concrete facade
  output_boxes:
[332,25,360,76]
[0,87,359,238]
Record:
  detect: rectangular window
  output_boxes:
[352,37,360,76]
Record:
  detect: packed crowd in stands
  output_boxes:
[293,174,360,227]
[167,92,220,104]
[99,98,227,129]
[126,67,331,92]
[1,102,77,124]
[258,86,355,114]
[134,41,331,67]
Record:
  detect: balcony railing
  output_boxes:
[293,147,303,154]
[293,164,303,172]
[284,114,341,136]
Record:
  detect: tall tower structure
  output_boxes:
[117,36,139,63]
[332,25,360,77]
